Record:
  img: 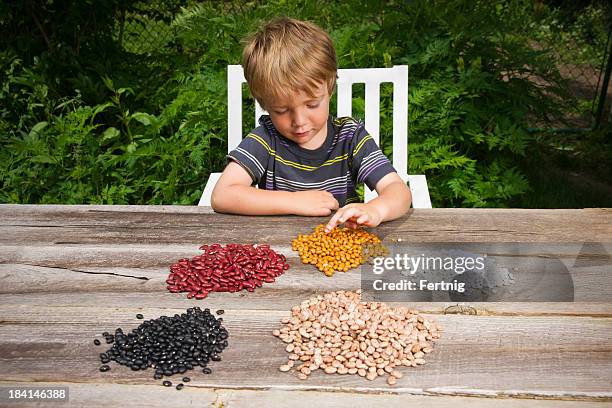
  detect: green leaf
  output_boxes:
[30,154,55,164]
[102,127,120,141]
[131,112,157,126]
[101,76,114,91]
[117,87,134,95]
[92,102,113,118]
[29,121,48,137]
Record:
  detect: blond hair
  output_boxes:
[242,17,337,109]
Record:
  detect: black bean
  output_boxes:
[163,380,172,387]
[95,307,228,382]
[94,339,101,346]
[136,313,144,319]
[176,383,184,390]
[182,377,190,382]
[202,367,212,374]
[99,365,110,372]
[216,309,224,315]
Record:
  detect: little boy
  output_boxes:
[211,17,412,232]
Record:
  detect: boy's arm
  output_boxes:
[324,172,412,231]
[211,162,340,216]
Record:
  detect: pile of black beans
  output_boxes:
[96,307,228,389]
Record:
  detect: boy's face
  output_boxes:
[266,82,330,150]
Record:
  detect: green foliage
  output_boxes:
[0,59,226,204]
[1,0,608,206]
[385,0,569,206]
[533,1,611,64]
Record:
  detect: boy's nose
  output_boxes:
[291,110,306,128]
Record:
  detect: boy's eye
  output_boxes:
[273,109,287,114]
[307,103,320,109]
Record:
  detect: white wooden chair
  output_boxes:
[199,65,432,208]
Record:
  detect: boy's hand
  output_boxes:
[325,203,383,232]
[293,191,339,216]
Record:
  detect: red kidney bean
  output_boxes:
[166,243,290,299]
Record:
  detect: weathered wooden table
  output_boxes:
[1,205,611,407]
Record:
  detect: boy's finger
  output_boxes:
[326,208,357,232]
[356,214,369,224]
[325,212,343,232]
[324,221,337,233]
[324,192,340,210]
[339,209,360,224]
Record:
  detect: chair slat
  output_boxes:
[227,65,245,152]
[364,82,380,145]
[392,65,408,174]
[336,81,353,117]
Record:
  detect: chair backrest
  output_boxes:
[227,65,409,177]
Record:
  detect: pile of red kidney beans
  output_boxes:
[166,243,290,299]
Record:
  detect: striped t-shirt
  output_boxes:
[227,115,396,206]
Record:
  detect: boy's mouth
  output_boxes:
[293,130,310,138]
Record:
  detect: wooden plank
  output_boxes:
[0,310,611,398]
[1,256,610,306]
[1,242,609,267]
[1,206,611,244]
[1,383,608,407]
[2,244,609,275]
[1,291,612,317]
